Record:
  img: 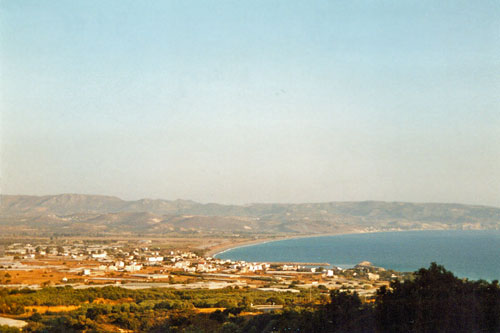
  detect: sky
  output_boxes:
[1,1,499,206]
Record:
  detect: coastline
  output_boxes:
[206,227,463,260]
[205,229,372,258]
[205,236,288,258]
[206,230,500,281]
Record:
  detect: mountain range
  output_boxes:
[1,194,499,236]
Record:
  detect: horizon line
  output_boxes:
[2,192,499,209]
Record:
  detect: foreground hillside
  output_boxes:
[1,194,499,236]
[1,264,499,332]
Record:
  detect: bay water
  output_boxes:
[216,230,500,281]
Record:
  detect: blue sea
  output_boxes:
[216,230,500,281]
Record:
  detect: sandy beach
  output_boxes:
[205,229,367,258]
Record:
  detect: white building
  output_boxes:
[124,263,142,272]
[147,256,164,263]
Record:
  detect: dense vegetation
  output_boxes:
[1,263,499,332]
[0,286,315,314]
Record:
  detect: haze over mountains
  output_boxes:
[1,194,499,236]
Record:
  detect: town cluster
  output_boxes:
[1,240,401,298]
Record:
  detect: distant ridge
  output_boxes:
[1,194,499,236]
[0,194,198,215]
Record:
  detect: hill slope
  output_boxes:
[1,194,499,236]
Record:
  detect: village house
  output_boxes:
[91,252,107,259]
[124,263,142,272]
[147,256,164,263]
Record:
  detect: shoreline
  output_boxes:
[205,229,373,258]
[205,229,500,281]
[206,227,465,259]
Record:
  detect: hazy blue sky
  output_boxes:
[1,1,499,206]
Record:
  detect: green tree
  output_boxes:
[376,263,500,332]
